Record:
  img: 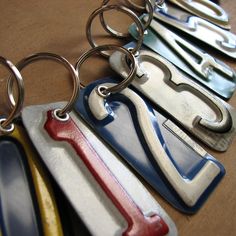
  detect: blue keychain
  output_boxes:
[74,46,225,214]
[129,16,236,100]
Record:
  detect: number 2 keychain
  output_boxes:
[0,57,63,236]
[74,3,225,214]
[96,1,236,151]
[8,51,177,236]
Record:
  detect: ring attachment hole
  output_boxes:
[0,118,14,134]
[96,85,111,98]
[53,109,70,122]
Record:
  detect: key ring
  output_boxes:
[86,4,144,58]
[99,0,153,39]
[0,56,24,133]
[75,45,137,97]
[125,0,165,11]
[7,52,79,120]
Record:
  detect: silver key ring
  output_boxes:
[7,52,79,120]
[86,4,144,58]
[0,56,24,133]
[125,0,165,11]
[75,45,137,96]
[100,0,153,39]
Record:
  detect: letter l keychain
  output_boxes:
[8,51,177,236]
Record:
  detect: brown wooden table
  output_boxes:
[0,1,235,235]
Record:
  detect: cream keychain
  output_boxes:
[109,47,236,151]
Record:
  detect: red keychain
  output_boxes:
[8,50,177,236]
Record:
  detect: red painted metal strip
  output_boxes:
[44,110,169,236]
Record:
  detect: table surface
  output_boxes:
[0,1,235,235]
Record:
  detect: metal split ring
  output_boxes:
[7,52,79,120]
[125,0,165,12]
[100,0,153,39]
[75,45,137,96]
[86,4,144,58]
[0,56,24,133]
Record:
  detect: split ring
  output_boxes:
[75,45,137,95]
[100,0,153,38]
[86,4,144,58]
[0,56,24,133]
[7,52,79,119]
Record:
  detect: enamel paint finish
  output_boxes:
[22,102,177,236]
[152,1,236,58]
[45,111,169,236]
[109,49,236,151]
[0,133,41,236]
[75,78,225,214]
[167,0,230,29]
[0,125,63,236]
[129,18,236,100]
[11,126,64,236]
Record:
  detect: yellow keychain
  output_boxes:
[10,125,64,236]
[0,56,63,236]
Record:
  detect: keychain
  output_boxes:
[109,47,236,151]
[8,51,177,236]
[165,0,230,29]
[150,0,236,59]
[97,1,236,100]
[80,3,225,213]
[0,57,63,236]
[123,0,229,29]
[73,45,225,214]
[86,3,236,151]
[129,16,236,100]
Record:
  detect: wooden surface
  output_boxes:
[0,1,235,235]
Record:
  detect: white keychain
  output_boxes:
[109,48,236,151]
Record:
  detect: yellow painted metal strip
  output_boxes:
[10,125,63,236]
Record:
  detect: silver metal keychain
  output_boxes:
[109,48,236,151]
[150,0,236,59]
[77,5,226,214]
[164,0,230,29]
[129,15,236,99]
